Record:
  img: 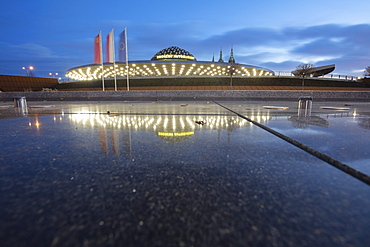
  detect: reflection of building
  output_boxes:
[69,112,271,136]
[66,46,275,81]
[68,112,271,156]
[288,116,329,129]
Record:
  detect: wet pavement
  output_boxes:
[1,100,370,246]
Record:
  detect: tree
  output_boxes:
[364,66,370,77]
[293,63,315,87]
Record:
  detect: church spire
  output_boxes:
[228,47,235,64]
[212,53,215,62]
[218,48,224,63]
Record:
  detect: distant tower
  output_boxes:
[218,48,224,63]
[212,53,215,63]
[228,47,235,64]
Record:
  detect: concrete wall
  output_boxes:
[0,75,58,92]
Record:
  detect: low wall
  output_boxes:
[54,76,369,89]
[0,75,58,92]
[1,90,370,101]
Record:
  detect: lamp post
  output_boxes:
[22,66,35,76]
[228,66,235,90]
[49,72,59,78]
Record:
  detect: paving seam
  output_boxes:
[214,101,370,186]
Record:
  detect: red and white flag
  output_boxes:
[94,33,102,64]
[106,30,115,63]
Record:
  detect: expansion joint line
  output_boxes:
[214,101,370,186]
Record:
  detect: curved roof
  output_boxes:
[66,60,275,80]
[151,46,196,61]
[292,64,335,77]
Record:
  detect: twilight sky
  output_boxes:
[1,0,369,78]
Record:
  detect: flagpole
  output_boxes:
[100,30,105,91]
[112,28,117,91]
[125,27,129,91]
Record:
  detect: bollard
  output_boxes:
[14,96,28,108]
[298,96,312,116]
[13,96,28,115]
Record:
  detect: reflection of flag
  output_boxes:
[99,128,108,155]
[106,30,115,63]
[122,128,132,159]
[94,33,102,64]
[111,129,120,157]
[118,29,127,62]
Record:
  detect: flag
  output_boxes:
[118,29,127,62]
[94,33,102,64]
[106,30,115,63]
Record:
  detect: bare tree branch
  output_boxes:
[294,63,315,78]
[293,63,315,87]
[364,66,370,77]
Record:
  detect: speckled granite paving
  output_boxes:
[1,89,370,101]
[1,100,370,246]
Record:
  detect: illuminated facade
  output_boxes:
[66,46,275,81]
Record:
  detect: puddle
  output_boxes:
[1,101,370,246]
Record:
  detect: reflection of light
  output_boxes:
[35,120,40,129]
[68,113,271,132]
[156,117,162,125]
[186,117,195,129]
[158,131,194,137]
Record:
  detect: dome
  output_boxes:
[151,46,196,61]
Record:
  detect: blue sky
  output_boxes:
[1,0,369,78]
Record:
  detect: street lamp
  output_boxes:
[228,66,235,90]
[22,66,35,77]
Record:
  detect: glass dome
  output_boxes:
[151,46,196,61]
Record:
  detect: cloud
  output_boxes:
[291,39,349,56]
[1,22,370,77]
[0,42,57,59]
[190,24,370,75]
[0,41,88,76]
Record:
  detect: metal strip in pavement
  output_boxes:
[214,101,370,186]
